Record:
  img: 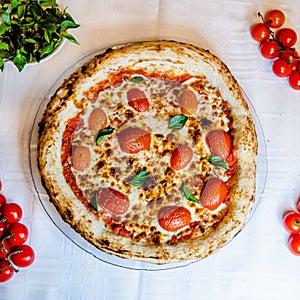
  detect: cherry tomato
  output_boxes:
[0,259,14,282]
[288,234,300,255]
[158,206,191,232]
[0,181,2,191]
[178,89,198,115]
[0,240,12,259]
[0,194,6,209]
[170,144,193,170]
[6,223,29,246]
[260,40,280,59]
[0,222,9,238]
[1,203,22,223]
[88,108,107,131]
[276,28,297,47]
[272,59,292,77]
[279,48,299,68]
[10,245,35,268]
[288,70,300,90]
[265,10,285,28]
[98,188,130,216]
[72,145,91,171]
[250,23,270,42]
[117,127,151,154]
[283,211,300,234]
[200,177,229,210]
[127,88,149,112]
[206,129,232,160]
[296,61,300,72]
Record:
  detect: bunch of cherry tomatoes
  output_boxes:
[250,9,300,90]
[0,181,35,282]
[283,199,300,255]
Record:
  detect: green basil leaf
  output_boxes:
[24,38,38,44]
[17,4,26,19]
[127,171,149,187]
[0,59,4,72]
[129,76,145,83]
[0,43,9,51]
[13,52,26,72]
[61,32,79,44]
[89,192,99,212]
[168,115,188,130]
[40,43,54,57]
[41,23,57,32]
[181,182,199,203]
[2,9,11,25]
[11,0,19,10]
[40,0,58,7]
[30,4,42,18]
[0,24,8,34]
[208,155,229,170]
[95,127,114,144]
[60,20,80,31]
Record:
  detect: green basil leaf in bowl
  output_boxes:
[0,0,80,71]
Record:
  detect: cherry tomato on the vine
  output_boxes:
[260,40,280,59]
[250,23,270,42]
[0,240,12,259]
[10,245,35,268]
[265,10,285,28]
[1,203,22,223]
[272,59,292,77]
[0,259,14,282]
[288,234,300,255]
[276,28,297,47]
[0,194,6,209]
[283,211,300,234]
[6,223,29,246]
[0,222,8,237]
[279,48,299,68]
[288,70,300,90]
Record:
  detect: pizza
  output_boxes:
[37,40,257,264]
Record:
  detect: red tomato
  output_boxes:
[283,211,300,234]
[279,48,299,68]
[260,40,280,59]
[1,203,22,223]
[0,194,6,209]
[0,240,12,259]
[10,245,35,268]
[0,259,14,282]
[288,70,300,90]
[288,234,300,255]
[296,61,300,72]
[127,88,149,112]
[272,59,292,77]
[117,127,151,154]
[0,222,8,237]
[265,10,285,28]
[72,145,91,171]
[170,145,193,170]
[250,23,270,42]
[158,206,191,232]
[206,129,232,160]
[0,180,2,191]
[6,223,29,246]
[200,178,229,210]
[178,89,198,115]
[297,198,300,213]
[276,28,297,47]
[88,108,107,131]
[98,188,130,216]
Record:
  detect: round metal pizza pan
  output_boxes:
[29,45,267,271]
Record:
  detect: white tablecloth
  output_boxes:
[1,0,300,299]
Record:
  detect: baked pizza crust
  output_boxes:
[38,40,257,264]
